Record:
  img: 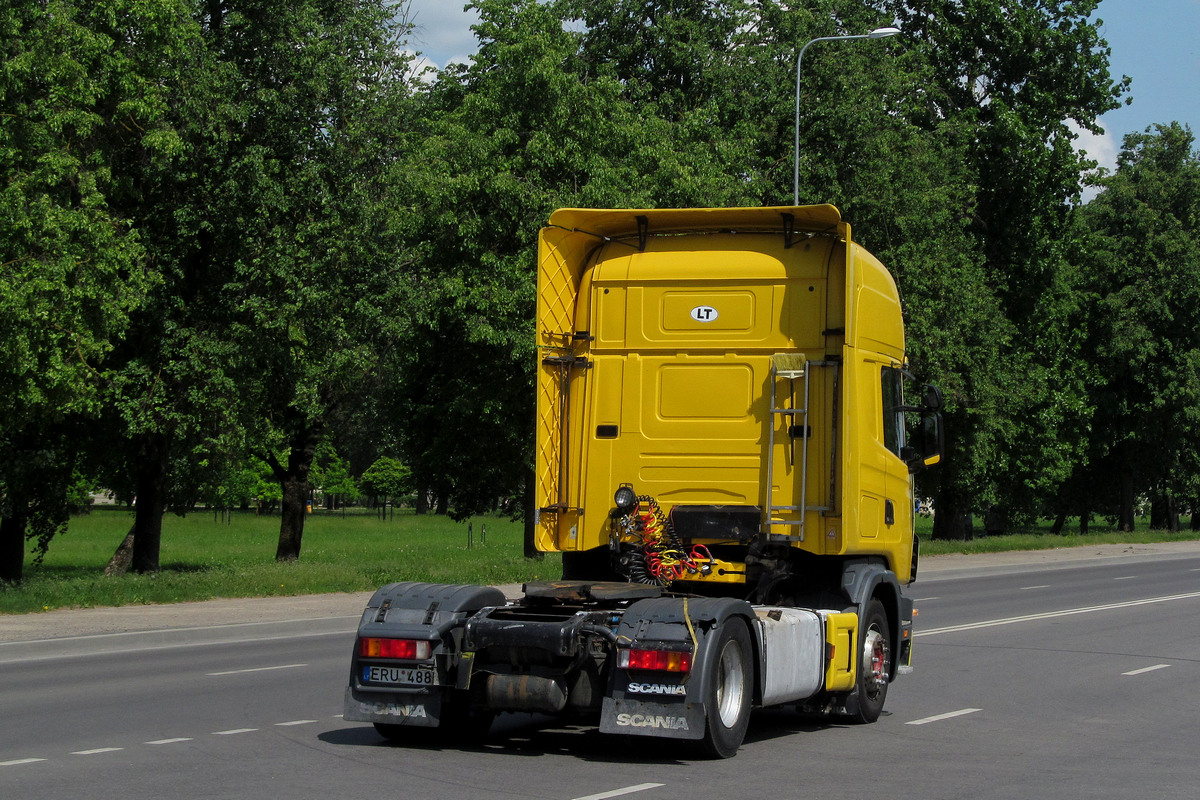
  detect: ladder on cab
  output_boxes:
[763,353,835,540]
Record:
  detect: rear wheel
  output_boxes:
[439,695,494,743]
[373,694,493,745]
[373,722,412,742]
[700,617,753,758]
[847,599,890,723]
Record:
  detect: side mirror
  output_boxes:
[922,384,944,411]
[916,411,944,469]
[903,383,945,472]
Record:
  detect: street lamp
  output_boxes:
[793,26,901,205]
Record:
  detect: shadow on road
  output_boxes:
[320,707,844,762]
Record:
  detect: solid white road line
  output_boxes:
[906,708,983,726]
[917,590,1200,637]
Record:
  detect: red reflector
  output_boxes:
[359,638,431,660]
[620,648,692,673]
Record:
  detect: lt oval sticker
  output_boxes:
[690,305,719,323]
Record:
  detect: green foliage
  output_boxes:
[1074,123,1200,526]
[0,0,195,578]
[312,444,359,507]
[4,0,1192,572]
[359,457,412,501]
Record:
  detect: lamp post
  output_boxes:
[793,26,900,205]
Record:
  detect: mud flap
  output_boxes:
[343,686,444,728]
[344,582,506,728]
[598,596,752,742]
[600,696,705,740]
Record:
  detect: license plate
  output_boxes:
[363,665,437,686]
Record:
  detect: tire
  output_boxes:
[848,599,891,724]
[439,695,494,744]
[373,704,493,746]
[373,722,413,742]
[373,697,494,746]
[700,616,753,759]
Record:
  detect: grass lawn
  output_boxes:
[0,506,562,615]
[916,515,1200,555]
[2,506,1196,615]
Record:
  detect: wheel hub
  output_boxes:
[862,628,890,692]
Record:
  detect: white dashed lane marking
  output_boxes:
[906,708,983,726]
[207,663,307,676]
[1123,664,1171,676]
[2,716,345,768]
[571,784,666,800]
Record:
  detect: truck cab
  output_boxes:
[345,206,942,758]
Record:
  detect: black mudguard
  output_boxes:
[344,582,507,728]
[600,596,754,741]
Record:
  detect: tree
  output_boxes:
[0,0,186,581]
[311,444,359,513]
[868,0,1126,536]
[1076,122,1200,530]
[360,456,412,517]
[92,0,418,567]
[452,0,1126,537]
[204,0,417,560]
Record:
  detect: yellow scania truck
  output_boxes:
[344,205,943,757]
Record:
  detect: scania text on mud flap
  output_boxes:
[344,206,943,757]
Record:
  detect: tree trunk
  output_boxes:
[1118,468,1136,532]
[931,489,973,541]
[269,419,323,562]
[105,528,136,577]
[984,506,1005,536]
[0,514,27,584]
[1192,501,1200,531]
[1150,492,1180,532]
[1050,512,1066,535]
[275,472,309,561]
[131,430,169,574]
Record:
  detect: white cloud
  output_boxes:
[403,0,480,70]
[1068,119,1120,202]
[1070,119,1119,174]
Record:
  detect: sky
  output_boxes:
[403,0,1200,174]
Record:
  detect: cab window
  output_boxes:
[881,366,905,457]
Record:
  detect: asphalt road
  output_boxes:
[3,541,1199,800]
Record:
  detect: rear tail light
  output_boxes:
[359,637,432,660]
[618,647,692,673]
